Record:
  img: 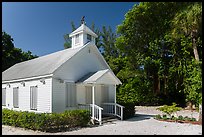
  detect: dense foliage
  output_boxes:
[154,114,197,122]
[115,2,202,108]
[157,103,182,118]
[2,31,38,72]
[2,109,90,132]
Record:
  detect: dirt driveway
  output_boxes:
[2,106,202,135]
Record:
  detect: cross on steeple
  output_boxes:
[81,16,85,25]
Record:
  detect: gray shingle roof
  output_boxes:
[2,46,83,82]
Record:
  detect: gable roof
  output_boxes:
[69,24,98,38]
[76,69,122,85]
[2,44,87,82]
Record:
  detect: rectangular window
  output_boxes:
[66,83,76,107]
[75,34,79,44]
[87,34,92,42]
[2,88,6,106]
[13,87,19,108]
[30,86,37,110]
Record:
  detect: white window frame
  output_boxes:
[87,34,92,42]
[13,87,19,108]
[30,86,37,110]
[2,88,6,106]
[75,34,80,45]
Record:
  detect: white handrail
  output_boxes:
[78,104,103,125]
[102,103,124,120]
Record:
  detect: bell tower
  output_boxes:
[69,16,98,49]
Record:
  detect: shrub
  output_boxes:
[178,115,184,121]
[162,114,168,120]
[2,109,90,132]
[157,102,182,118]
[190,118,196,121]
[171,116,177,121]
[154,114,162,120]
[117,101,135,119]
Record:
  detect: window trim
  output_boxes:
[75,34,80,45]
[13,87,19,108]
[87,34,92,42]
[30,86,38,110]
[2,88,6,106]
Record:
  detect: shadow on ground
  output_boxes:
[125,113,156,122]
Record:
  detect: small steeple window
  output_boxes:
[87,34,92,42]
[75,34,79,44]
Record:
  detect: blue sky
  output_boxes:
[2,2,138,56]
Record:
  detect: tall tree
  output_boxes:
[116,2,181,95]
[2,31,38,72]
[171,2,202,61]
[90,22,102,49]
[115,2,202,106]
[64,21,76,49]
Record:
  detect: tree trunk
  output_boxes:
[154,74,160,95]
[192,30,199,61]
[164,75,167,95]
[198,104,202,124]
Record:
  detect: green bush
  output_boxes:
[162,114,168,120]
[171,116,177,121]
[2,109,90,132]
[154,114,162,120]
[157,102,182,118]
[190,118,196,121]
[178,115,184,121]
[117,102,135,119]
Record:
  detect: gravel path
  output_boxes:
[2,106,202,135]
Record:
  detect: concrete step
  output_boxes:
[102,116,119,124]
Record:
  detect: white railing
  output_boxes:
[78,104,103,125]
[78,104,92,112]
[102,103,124,120]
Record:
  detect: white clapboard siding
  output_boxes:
[53,45,108,82]
[2,78,52,113]
[97,72,119,85]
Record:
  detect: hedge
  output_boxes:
[2,109,90,132]
[117,102,135,119]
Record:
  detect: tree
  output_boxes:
[171,2,202,62]
[2,31,38,72]
[116,2,182,95]
[90,22,102,50]
[101,26,118,59]
[64,21,76,49]
[115,2,202,107]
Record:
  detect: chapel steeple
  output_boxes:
[69,16,98,49]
